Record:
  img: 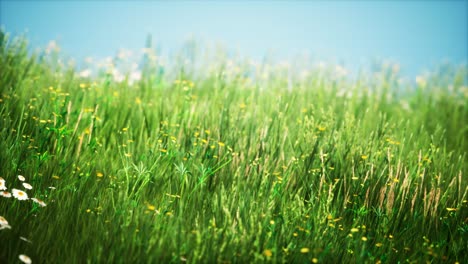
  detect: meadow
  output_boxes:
[0,31,467,263]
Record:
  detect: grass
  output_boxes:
[0,31,467,263]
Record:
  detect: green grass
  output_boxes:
[1,31,467,263]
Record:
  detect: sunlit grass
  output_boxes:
[1,31,467,263]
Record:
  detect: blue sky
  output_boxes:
[1,1,467,76]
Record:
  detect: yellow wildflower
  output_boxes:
[263,249,272,257]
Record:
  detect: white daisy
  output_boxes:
[0,191,11,198]
[31,198,47,207]
[12,189,29,200]
[79,69,92,78]
[19,254,32,264]
[0,177,6,190]
[0,216,11,230]
[0,216,8,226]
[18,175,26,181]
[22,183,33,190]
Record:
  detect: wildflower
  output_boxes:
[446,208,457,212]
[312,258,318,263]
[335,65,348,77]
[31,198,47,207]
[112,69,125,83]
[0,191,12,198]
[361,155,368,160]
[79,69,91,78]
[96,172,104,178]
[415,76,426,87]
[46,40,60,54]
[362,236,368,241]
[23,183,33,190]
[375,243,383,247]
[350,228,359,233]
[18,175,26,181]
[0,216,11,230]
[12,189,29,200]
[263,249,273,257]
[317,126,326,132]
[0,216,8,226]
[19,254,32,264]
[0,177,6,190]
[300,248,310,253]
[128,70,142,83]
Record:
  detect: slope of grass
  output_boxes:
[1,32,467,263]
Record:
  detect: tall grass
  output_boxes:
[1,31,467,263]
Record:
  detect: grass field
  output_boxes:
[1,31,467,263]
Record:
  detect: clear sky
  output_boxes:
[1,1,467,76]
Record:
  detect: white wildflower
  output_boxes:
[12,189,28,200]
[0,216,11,230]
[79,69,92,78]
[0,177,6,190]
[0,191,11,198]
[19,254,32,264]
